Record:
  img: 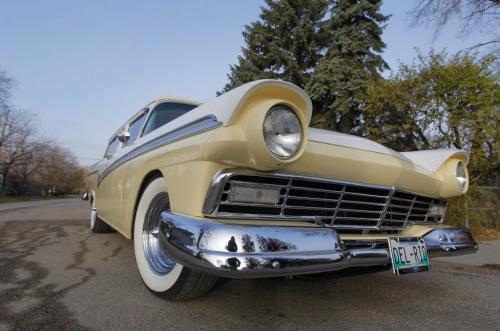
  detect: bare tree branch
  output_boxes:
[409,0,500,47]
[467,39,500,49]
[0,70,13,106]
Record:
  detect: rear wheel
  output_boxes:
[90,199,111,233]
[133,177,218,300]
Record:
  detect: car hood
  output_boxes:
[308,128,468,173]
[309,128,407,160]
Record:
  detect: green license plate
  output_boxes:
[388,237,430,275]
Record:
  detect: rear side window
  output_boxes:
[105,137,120,158]
[142,102,197,136]
[126,112,147,146]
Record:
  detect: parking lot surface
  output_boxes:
[0,199,499,330]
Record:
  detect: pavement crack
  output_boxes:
[0,220,93,330]
[66,235,92,271]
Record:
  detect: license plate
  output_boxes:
[388,237,430,274]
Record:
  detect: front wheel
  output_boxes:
[133,177,218,300]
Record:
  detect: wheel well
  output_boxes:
[131,170,164,239]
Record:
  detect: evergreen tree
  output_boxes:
[221,0,389,136]
[219,0,329,94]
[307,0,389,133]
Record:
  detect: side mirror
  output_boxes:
[117,130,130,143]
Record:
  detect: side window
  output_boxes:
[104,137,120,159]
[125,112,147,146]
[142,102,197,136]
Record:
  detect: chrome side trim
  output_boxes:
[98,115,222,185]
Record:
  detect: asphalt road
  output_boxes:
[0,199,499,331]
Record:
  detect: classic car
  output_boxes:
[86,79,478,300]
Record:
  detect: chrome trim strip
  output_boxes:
[86,170,98,177]
[98,115,222,185]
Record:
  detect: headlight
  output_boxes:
[456,161,467,191]
[263,105,303,159]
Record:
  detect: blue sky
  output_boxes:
[0,0,486,165]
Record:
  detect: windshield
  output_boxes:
[142,102,198,136]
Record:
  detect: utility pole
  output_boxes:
[464,197,469,228]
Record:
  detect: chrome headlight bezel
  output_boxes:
[263,105,303,160]
[456,161,467,191]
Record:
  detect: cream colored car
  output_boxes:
[87,79,477,300]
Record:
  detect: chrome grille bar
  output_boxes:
[202,170,444,231]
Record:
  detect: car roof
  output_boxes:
[145,96,202,108]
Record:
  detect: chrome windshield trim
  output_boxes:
[98,115,222,185]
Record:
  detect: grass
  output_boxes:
[0,195,75,204]
[471,228,500,241]
[480,264,500,271]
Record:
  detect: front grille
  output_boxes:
[204,171,444,230]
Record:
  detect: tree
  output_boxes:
[0,70,12,107]
[307,0,389,133]
[0,71,37,195]
[220,0,390,135]
[36,144,84,195]
[365,51,499,184]
[0,69,86,196]
[8,142,50,194]
[219,0,329,94]
[0,108,40,195]
[0,70,13,151]
[410,0,500,50]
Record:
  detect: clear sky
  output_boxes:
[0,0,486,165]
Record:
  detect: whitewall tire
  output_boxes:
[133,177,218,300]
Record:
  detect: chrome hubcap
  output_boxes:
[142,192,176,275]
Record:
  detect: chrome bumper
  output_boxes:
[158,212,478,278]
[424,227,479,257]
